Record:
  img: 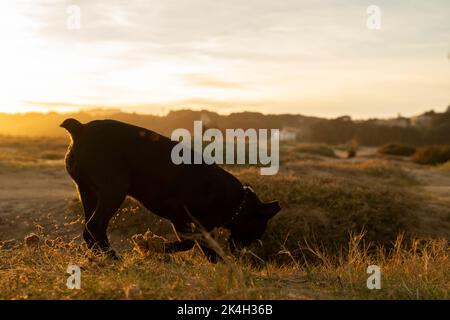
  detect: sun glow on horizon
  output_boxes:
[0,101,80,114]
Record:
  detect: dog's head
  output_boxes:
[228,185,280,249]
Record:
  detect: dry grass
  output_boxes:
[0,137,449,300]
[298,233,449,299]
[0,231,447,300]
[0,135,66,172]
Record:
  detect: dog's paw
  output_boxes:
[106,249,121,260]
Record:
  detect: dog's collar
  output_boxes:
[229,185,253,223]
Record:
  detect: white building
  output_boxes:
[278,128,297,141]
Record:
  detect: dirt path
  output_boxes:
[0,165,80,242]
[408,166,450,203]
[404,165,450,238]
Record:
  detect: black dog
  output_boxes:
[61,118,280,261]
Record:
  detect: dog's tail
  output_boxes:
[60,118,83,139]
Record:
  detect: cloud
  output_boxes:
[3,0,449,118]
[180,74,243,89]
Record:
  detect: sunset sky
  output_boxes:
[0,0,449,118]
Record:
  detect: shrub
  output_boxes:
[412,145,450,165]
[378,143,416,157]
[294,144,337,158]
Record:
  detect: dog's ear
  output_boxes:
[258,201,281,219]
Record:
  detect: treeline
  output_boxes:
[0,109,315,137]
[1,108,449,146]
[309,113,450,146]
[309,119,423,146]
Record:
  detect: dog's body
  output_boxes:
[61,118,280,261]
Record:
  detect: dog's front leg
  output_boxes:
[199,245,219,263]
[175,224,219,263]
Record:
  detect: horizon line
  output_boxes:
[0,105,447,122]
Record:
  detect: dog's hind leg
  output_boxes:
[85,177,128,258]
[76,182,98,248]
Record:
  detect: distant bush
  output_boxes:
[294,144,337,158]
[412,145,450,165]
[378,143,416,157]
